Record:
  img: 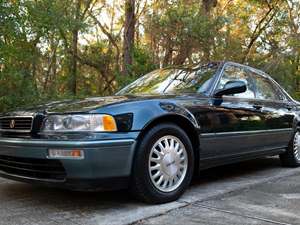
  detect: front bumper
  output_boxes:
[0,136,137,191]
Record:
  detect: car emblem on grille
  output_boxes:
[9,120,16,129]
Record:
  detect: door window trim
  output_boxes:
[211,62,256,100]
[210,62,291,104]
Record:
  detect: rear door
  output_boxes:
[247,69,294,150]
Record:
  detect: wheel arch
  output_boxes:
[134,114,201,175]
[293,114,300,132]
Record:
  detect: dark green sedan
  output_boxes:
[0,61,299,204]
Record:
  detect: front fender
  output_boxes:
[92,100,199,131]
[133,101,199,131]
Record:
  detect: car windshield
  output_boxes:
[117,63,220,95]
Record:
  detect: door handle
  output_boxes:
[253,104,263,110]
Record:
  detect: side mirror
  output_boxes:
[214,80,247,98]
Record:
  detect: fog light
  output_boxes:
[48,149,84,159]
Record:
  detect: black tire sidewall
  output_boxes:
[132,123,194,203]
[280,131,300,167]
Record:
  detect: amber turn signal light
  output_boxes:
[102,115,117,131]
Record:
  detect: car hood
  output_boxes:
[3,94,192,116]
[27,96,137,114]
[1,93,209,116]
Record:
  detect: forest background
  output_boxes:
[0,0,299,111]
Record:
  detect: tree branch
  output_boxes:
[242,3,280,62]
[88,10,121,65]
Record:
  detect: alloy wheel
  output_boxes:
[148,135,188,192]
[293,132,300,161]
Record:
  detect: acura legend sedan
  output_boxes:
[0,61,299,204]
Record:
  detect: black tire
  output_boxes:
[280,131,300,167]
[130,123,194,204]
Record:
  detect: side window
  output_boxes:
[216,65,255,98]
[250,72,283,101]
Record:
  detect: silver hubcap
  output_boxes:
[148,135,188,193]
[294,132,300,161]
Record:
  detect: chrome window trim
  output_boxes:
[208,61,227,97]
[220,95,290,105]
[210,61,293,103]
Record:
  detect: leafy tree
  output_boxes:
[0,0,299,111]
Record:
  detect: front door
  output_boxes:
[199,63,270,166]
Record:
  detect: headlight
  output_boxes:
[42,114,117,132]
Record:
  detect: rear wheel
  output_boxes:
[131,123,194,204]
[280,131,300,167]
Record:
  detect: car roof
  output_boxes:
[164,61,269,78]
[223,61,269,77]
[162,61,222,71]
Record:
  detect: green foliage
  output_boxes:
[116,46,157,89]
[146,2,223,65]
[0,0,299,112]
[131,46,158,78]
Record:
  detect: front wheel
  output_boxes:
[280,131,300,167]
[131,123,194,204]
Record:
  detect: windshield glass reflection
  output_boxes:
[117,63,220,95]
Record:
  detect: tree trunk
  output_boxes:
[201,0,218,62]
[70,29,78,95]
[163,39,173,67]
[202,0,217,16]
[242,6,277,63]
[70,0,81,95]
[122,0,135,75]
[173,45,191,65]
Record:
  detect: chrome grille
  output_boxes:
[0,117,33,132]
